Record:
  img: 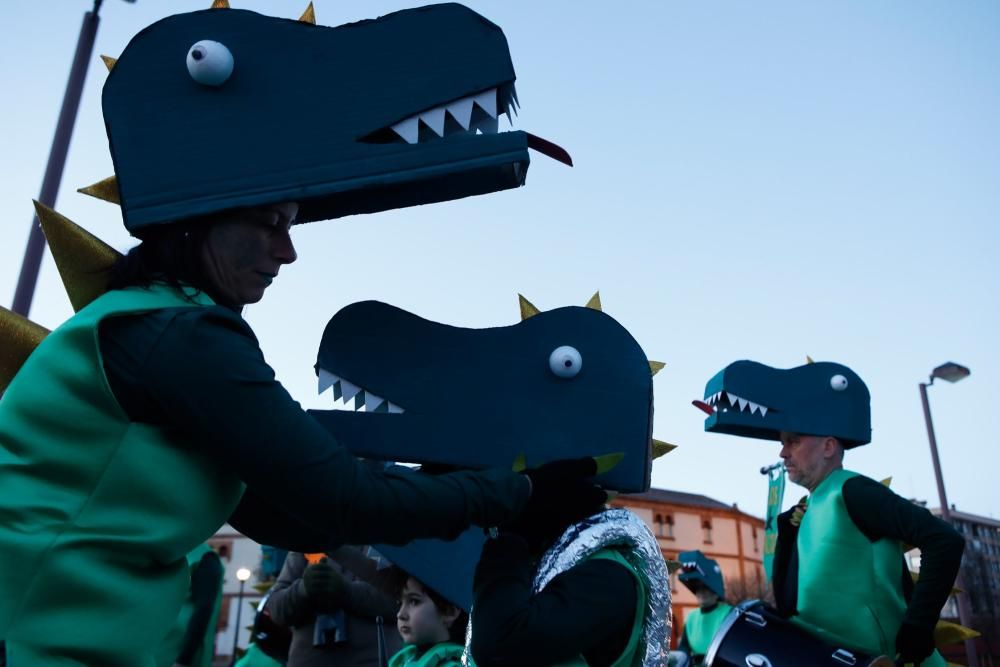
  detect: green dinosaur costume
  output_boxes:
[677,550,732,658]
[0,286,243,666]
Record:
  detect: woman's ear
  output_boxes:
[441,603,461,628]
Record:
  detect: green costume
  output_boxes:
[794,469,945,667]
[389,642,464,667]
[581,549,647,667]
[681,604,733,657]
[154,543,225,667]
[235,643,285,667]
[0,286,243,666]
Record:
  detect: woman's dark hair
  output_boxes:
[106,220,210,295]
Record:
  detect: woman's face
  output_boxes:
[199,201,299,306]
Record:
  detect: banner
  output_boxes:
[763,463,786,580]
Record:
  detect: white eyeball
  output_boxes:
[549,345,582,378]
[830,374,848,391]
[186,40,234,87]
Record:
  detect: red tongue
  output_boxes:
[526,132,573,167]
[692,400,715,416]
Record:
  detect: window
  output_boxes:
[702,518,713,544]
[654,514,675,539]
[752,525,760,553]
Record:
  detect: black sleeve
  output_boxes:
[99,307,529,550]
[176,552,224,665]
[770,506,800,616]
[842,475,965,632]
[470,535,637,667]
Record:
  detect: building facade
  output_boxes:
[612,488,767,647]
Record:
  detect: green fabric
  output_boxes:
[234,643,285,667]
[545,548,648,667]
[154,544,225,667]
[0,284,245,667]
[388,642,464,667]
[795,469,944,667]
[682,603,733,656]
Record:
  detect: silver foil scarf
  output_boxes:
[464,508,670,666]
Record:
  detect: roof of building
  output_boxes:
[621,488,742,513]
[930,507,1000,529]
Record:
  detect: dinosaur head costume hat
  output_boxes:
[677,549,725,600]
[92,1,572,234]
[698,360,871,448]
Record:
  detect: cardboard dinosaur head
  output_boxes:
[98,2,570,234]
[700,360,871,448]
[309,294,670,493]
[678,549,725,600]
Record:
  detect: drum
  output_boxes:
[704,600,895,667]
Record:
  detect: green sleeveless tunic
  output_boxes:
[682,602,732,656]
[0,285,245,666]
[795,469,944,667]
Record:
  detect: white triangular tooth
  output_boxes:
[473,88,497,119]
[476,117,498,135]
[419,106,446,137]
[340,379,362,402]
[365,392,385,412]
[724,392,737,406]
[748,401,760,415]
[738,397,749,411]
[318,369,339,395]
[510,83,519,109]
[446,97,474,130]
[759,406,768,417]
[391,116,420,144]
[388,402,404,414]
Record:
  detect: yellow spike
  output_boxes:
[593,452,624,475]
[78,175,120,205]
[880,476,892,487]
[585,291,602,311]
[100,55,117,72]
[934,619,980,647]
[210,0,230,8]
[665,559,682,575]
[806,355,815,364]
[0,306,50,393]
[299,1,316,24]
[649,360,665,376]
[652,439,677,459]
[511,452,527,473]
[34,201,122,312]
[518,294,540,321]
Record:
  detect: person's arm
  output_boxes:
[100,307,530,550]
[174,552,224,666]
[265,552,315,628]
[842,476,964,638]
[470,534,636,667]
[677,626,692,655]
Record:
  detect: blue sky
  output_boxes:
[2,0,998,518]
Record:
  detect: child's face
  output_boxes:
[695,588,720,609]
[397,578,453,646]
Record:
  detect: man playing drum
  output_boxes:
[698,360,964,667]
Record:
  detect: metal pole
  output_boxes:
[920,380,979,666]
[230,579,246,666]
[10,1,103,316]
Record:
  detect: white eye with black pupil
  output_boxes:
[186,40,234,87]
[830,374,848,391]
[549,346,582,378]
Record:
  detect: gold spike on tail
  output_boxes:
[0,307,50,392]
[299,2,316,23]
[78,175,120,205]
[518,294,540,321]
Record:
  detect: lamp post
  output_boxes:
[10,0,135,317]
[919,361,978,666]
[230,566,252,666]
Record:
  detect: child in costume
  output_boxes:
[390,574,467,667]
[0,5,590,666]
[674,551,732,666]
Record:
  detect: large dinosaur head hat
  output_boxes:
[699,360,871,448]
[92,2,570,234]
[678,549,725,599]
[310,293,673,493]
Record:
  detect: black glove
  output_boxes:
[502,457,607,551]
[303,559,347,610]
[895,621,934,665]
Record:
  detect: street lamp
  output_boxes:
[10,0,136,317]
[919,361,977,666]
[230,566,252,666]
